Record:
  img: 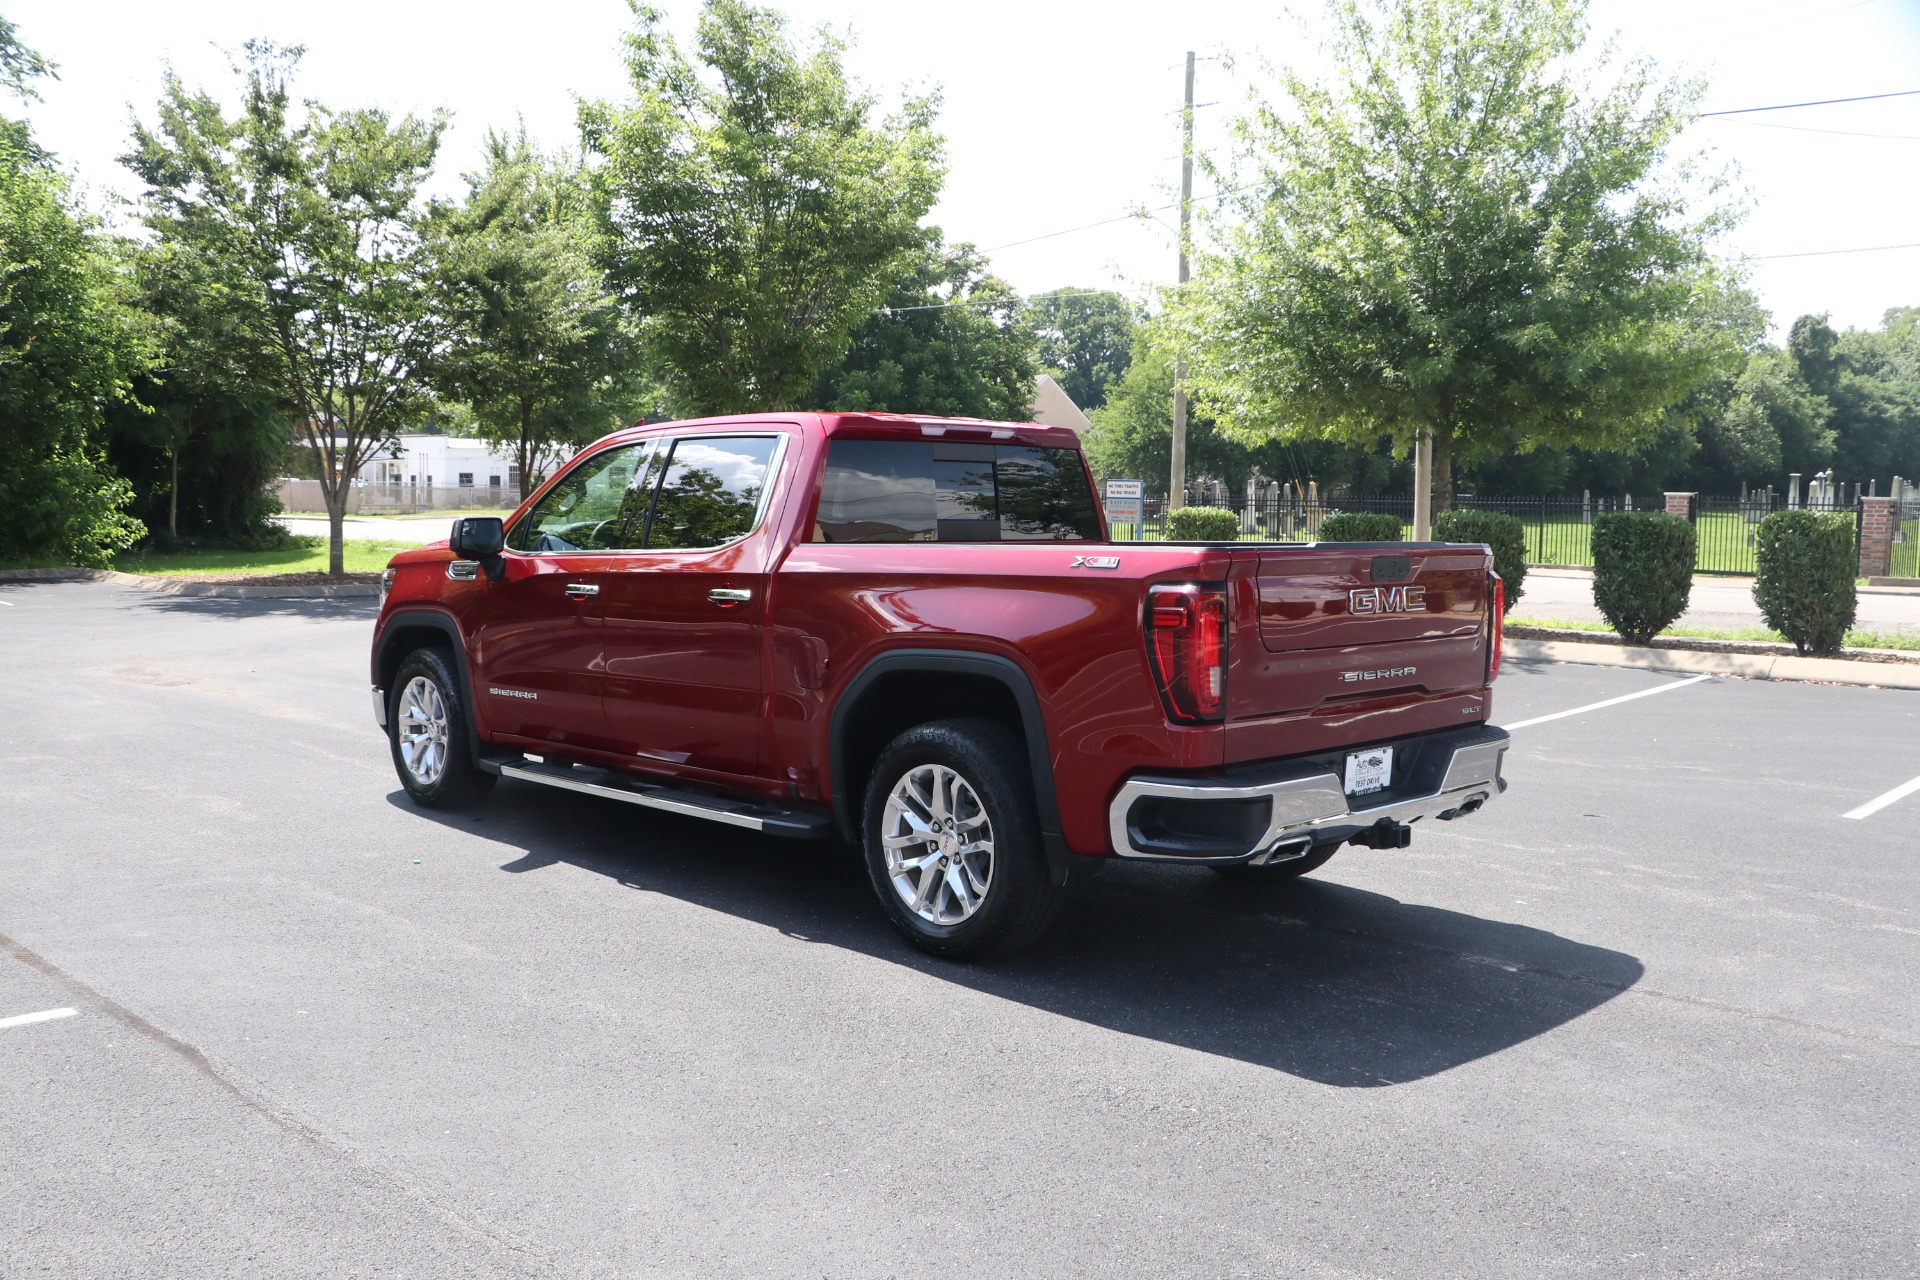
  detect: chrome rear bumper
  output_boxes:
[1108,725,1510,863]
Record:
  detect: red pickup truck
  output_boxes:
[371,412,1509,957]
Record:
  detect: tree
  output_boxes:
[432,130,645,500]
[806,234,1037,420]
[1696,351,1833,490]
[0,28,148,567]
[1087,320,1410,498]
[1085,328,1254,490]
[1183,0,1738,513]
[1788,311,1920,487]
[1032,288,1136,412]
[580,0,944,414]
[124,43,447,574]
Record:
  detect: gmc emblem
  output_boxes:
[1349,584,1427,614]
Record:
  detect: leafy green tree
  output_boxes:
[1787,312,1919,487]
[1183,0,1738,513]
[1085,327,1253,489]
[0,16,54,99]
[124,42,447,574]
[432,130,645,499]
[580,0,944,414]
[100,226,292,544]
[806,235,1036,420]
[1696,350,1833,489]
[1032,288,1136,411]
[1086,321,1406,496]
[0,30,148,567]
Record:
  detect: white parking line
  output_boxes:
[0,1007,78,1030]
[1843,772,1920,821]
[1504,673,1715,730]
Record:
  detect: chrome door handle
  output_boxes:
[564,583,599,598]
[708,588,752,605]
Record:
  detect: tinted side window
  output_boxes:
[644,436,779,550]
[813,441,1100,543]
[994,446,1103,540]
[509,444,649,552]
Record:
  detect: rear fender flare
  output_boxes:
[829,649,1070,885]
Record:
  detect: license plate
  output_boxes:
[1344,746,1393,797]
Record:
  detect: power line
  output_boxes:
[1756,240,1920,260]
[1699,87,1920,117]
[982,183,1260,255]
[1705,117,1920,140]
[1680,0,1882,56]
[878,288,1142,316]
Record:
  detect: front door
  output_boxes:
[598,433,786,782]
[471,441,652,753]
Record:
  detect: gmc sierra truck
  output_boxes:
[371,412,1510,957]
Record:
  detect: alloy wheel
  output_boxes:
[397,675,451,786]
[881,763,995,925]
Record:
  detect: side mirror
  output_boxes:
[450,516,505,564]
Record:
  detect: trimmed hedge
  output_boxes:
[1753,510,1858,655]
[1591,512,1695,643]
[1317,511,1404,543]
[1433,509,1528,613]
[1163,506,1243,541]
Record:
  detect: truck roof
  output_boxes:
[595,411,1084,451]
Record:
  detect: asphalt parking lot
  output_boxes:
[3,580,1917,1279]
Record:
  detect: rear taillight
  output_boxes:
[1146,584,1227,723]
[1487,571,1505,682]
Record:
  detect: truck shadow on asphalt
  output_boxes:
[391,782,1644,1089]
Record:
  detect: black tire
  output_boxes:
[388,647,495,809]
[862,718,1064,960]
[1211,842,1341,881]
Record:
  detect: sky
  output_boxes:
[11,0,1920,338]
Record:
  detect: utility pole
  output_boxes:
[1169,50,1195,512]
[1412,432,1432,541]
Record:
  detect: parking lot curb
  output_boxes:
[1506,637,1920,689]
[0,567,378,599]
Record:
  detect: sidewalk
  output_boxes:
[1513,567,1920,636]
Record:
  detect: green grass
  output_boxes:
[109,536,417,576]
[1513,615,1920,653]
[1892,519,1919,579]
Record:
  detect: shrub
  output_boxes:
[1753,510,1857,655]
[1163,505,1243,541]
[1317,511,1404,542]
[1590,512,1695,643]
[1434,509,1528,612]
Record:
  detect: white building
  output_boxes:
[358,435,565,495]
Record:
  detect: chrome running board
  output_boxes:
[482,756,830,840]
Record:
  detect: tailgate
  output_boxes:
[1228,544,1491,718]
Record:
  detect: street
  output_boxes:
[3,579,1917,1278]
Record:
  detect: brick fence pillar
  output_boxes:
[1859,496,1897,578]
[1664,491,1697,521]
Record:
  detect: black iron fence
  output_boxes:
[1109,490,1857,577]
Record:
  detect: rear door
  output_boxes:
[597,431,788,782]
[1229,545,1490,719]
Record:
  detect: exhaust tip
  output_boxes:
[1253,835,1316,866]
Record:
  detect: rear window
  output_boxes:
[813,440,1101,543]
